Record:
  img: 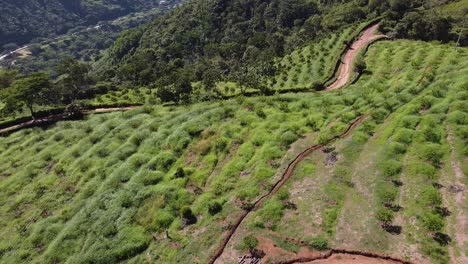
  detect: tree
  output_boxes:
[56,58,93,103]
[1,72,52,118]
[0,70,18,89]
[241,234,259,253]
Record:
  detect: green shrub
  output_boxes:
[376,184,398,203]
[400,115,420,129]
[448,111,466,125]
[240,235,259,252]
[381,159,402,179]
[420,186,442,208]
[152,210,174,232]
[387,142,407,155]
[255,108,266,119]
[307,236,330,251]
[420,143,444,167]
[149,152,176,172]
[371,108,389,124]
[137,170,164,186]
[280,130,298,146]
[376,207,394,223]
[393,128,414,145]
[420,212,444,232]
[113,226,150,261]
[422,127,441,143]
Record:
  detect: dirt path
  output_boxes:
[325,24,385,91]
[258,232,410,264]
[445,127,467,264]
[210,116,368,264]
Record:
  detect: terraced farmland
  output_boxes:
[0,37,466,264]
[218,40,468,264]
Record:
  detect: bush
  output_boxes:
[422,127,441,143]
[400,115,420,129]
[420,212,444,232]
[307,236,329,251]
[381,159,402,179]
[255,108,266,119]
[420,144,444,167]
[371,108,389,124]
[152,210,175,232]
[448,111,466,125]
[280,130,298,146]
[240,235,259,252]
[420,186,442,208]
[149,152,175,172]
[393,128,414,145]
[376,184,398,203]
[387,142,407,155]
[376,207,394,223]
[138,170,164,186]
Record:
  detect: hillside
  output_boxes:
[0,37,467,263]
[0,0,467,264]
[0,0,181,52]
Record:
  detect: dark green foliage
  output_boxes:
[180,206,197,225]
[56,58,94,103]
[105,0,368,89]
[380,11,452,42]
[376,207,394,223]
[0,72,52,118]
[0,0,173,50]
[241,234,259,252]
[420,143,444,168]
[174,167,185,178]
[353,54,367,74]
[420,212,444,232]
[280,130,299,146]
[208,201,222,215]
[307,236,330,251]
[312,81,325,91]
[381,159,402,179]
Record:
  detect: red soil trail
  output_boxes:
[209,116,368,264]
[325,24,385,91]
[258,233,411,264]
[276,249,412,264]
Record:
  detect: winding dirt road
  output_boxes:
[325,24,385,91]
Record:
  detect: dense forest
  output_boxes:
[0,0,177,52]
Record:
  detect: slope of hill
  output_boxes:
[0,38,466,263]
[0,1,467,264]
[0,0,182,52]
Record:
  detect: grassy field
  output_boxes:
[0,36,467,264]
[0,85,381,263]
[220,40,468,264]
